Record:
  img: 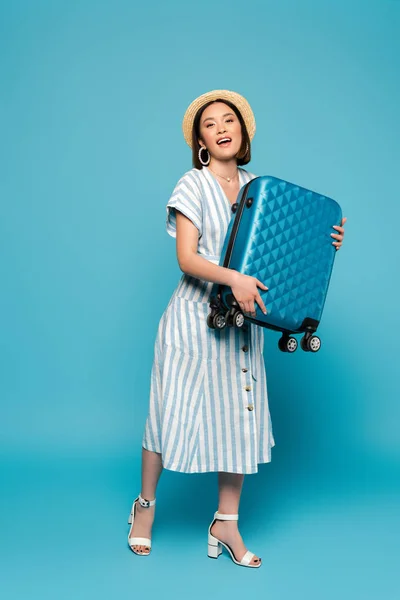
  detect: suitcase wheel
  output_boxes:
[308,335,321,352]
[300,334,321,353]
[232,310,244,328]
[213,312,226,329]
[207,313,216,329]
[278,335,298,353]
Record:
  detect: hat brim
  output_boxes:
[182,89,256,149]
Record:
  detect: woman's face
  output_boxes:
[198,101,243,160]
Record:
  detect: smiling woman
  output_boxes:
[129,88,345,566]
[124,86,343,569]
[191,98,252,169]
[126,89,273,568]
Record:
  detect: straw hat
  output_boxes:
[182,89,256,148]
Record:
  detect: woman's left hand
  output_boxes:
[331,217,347,251]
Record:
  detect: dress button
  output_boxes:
[244,385,252,391]
[242,345,249,352]
[242,368,248,373]
[247,404,254,411]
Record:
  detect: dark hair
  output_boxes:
[191,99,251,169]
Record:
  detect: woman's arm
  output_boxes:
[175,211,237,287]
[175,211,268,316]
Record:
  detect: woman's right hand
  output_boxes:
[230,271,268,316]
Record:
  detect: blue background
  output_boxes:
[1,0,399,597]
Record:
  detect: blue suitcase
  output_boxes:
[207,175,342,353]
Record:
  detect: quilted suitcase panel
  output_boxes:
[213,175,342,335]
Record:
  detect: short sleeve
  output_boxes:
[166,170,203,239]
[239,167,258,182]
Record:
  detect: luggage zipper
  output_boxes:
[223,177,258,268]
[212,177,259,308]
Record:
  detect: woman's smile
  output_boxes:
[199,102,243,160]
[216,136,232,148]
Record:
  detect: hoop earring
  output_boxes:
[198,146,210,166]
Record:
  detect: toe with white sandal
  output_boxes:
[127,494,156,555]
[208,511,262,568]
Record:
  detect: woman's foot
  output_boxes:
[210,519,261,566]
[128,500,156,555]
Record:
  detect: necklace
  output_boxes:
[208,165,238,183]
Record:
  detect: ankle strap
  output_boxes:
[214,511,238,521]
[138,494,156,508]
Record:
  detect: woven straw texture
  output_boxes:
[182,89,256,148]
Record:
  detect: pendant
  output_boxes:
[227,177,231,182]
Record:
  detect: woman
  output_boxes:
[127,90,347,567]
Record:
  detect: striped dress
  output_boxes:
[142,166,275,474]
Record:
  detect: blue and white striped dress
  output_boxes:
[142,166,275,474]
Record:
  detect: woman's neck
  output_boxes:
[207,158,238,179]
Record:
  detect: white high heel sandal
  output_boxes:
[127,493,156,555]
[208,511,262,568]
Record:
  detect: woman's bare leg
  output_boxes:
[210,472,261,566]
[129,446,163,554]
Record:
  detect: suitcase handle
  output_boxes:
[231,197,253,213]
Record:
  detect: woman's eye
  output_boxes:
[206,123,214,128]
[226,118,233,123]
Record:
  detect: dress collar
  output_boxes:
[202,167,246,206]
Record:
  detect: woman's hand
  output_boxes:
[228,216,346,318]
[331,217,347,250]
[230,272,268,317]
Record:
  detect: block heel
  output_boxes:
[207,511,262,568]
[208,533,223,558]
